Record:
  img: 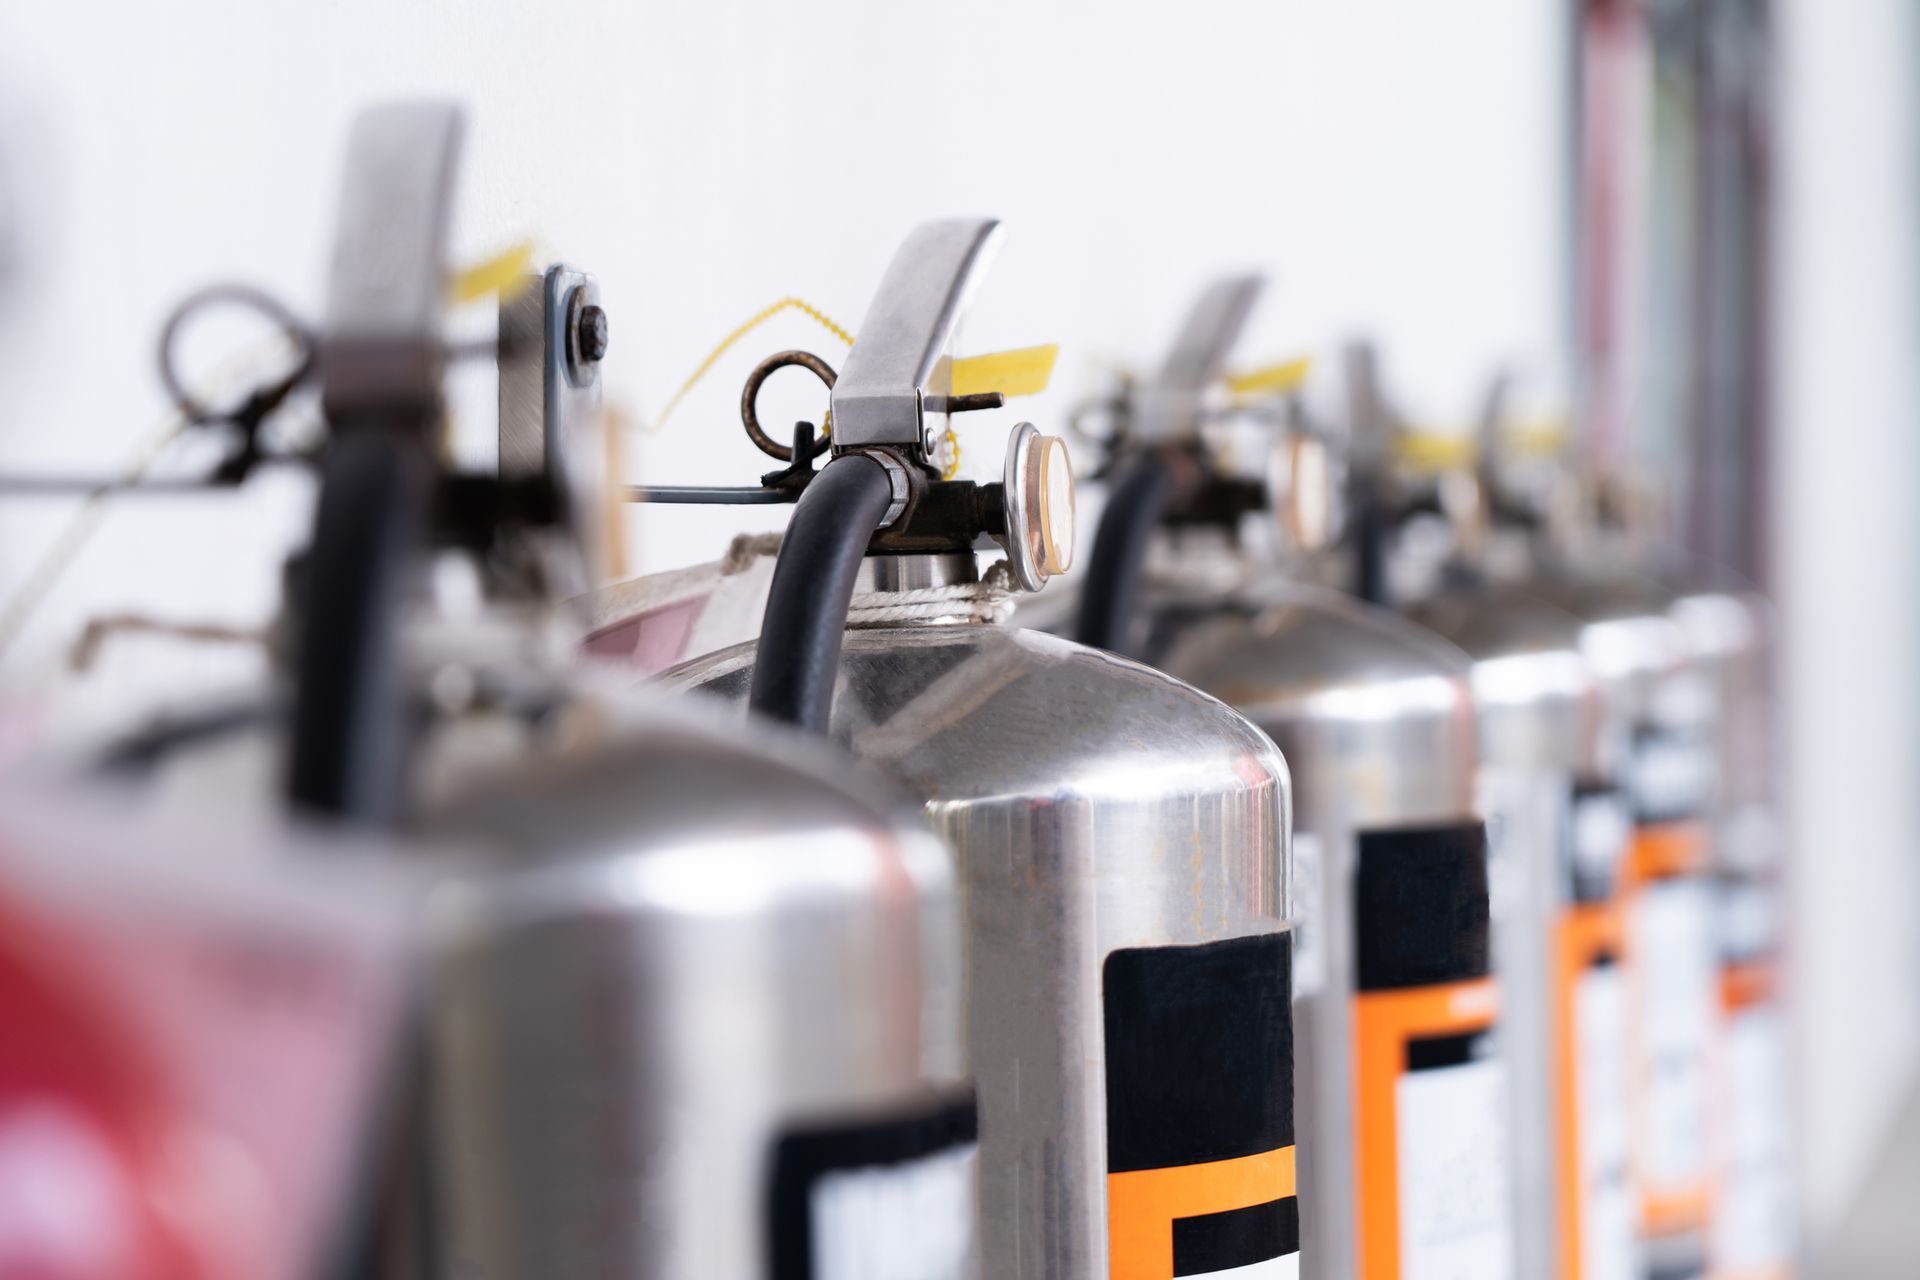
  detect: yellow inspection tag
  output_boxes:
[1504,417,1570,460]
[1225,356,1313,398]
[448,239,539,305]
[951,344,1058,399]
[1394,431,1478,473]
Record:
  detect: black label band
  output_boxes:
[1355,820,1491,992]
[768,1093,978,1280]
[1405,1028,1496,1072]
[1104,932,1296,1171]
[1173,1196,1302,1276]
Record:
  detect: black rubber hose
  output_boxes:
[1074,451,1181,657]
[285,431,432,824]
[1352,486,1391,608]
[749,452,894,735]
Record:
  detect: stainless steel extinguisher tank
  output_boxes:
[1532,565,1719,1280]
[667,220,1299,1280]
[1380,403,1640,1280]
[1668,578,1797,1278]
[1068,279,1512,1280]
[81,103,976,1280]
[1405,585,1637,1280]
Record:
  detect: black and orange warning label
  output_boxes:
[1104,931,1298,1279]
[1352,820,1512,1280]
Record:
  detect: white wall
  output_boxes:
[0,0,1563,676]
[1775,0,1920,1237]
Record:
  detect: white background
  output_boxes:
[0,0,1912,1244]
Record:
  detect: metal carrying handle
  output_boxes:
[319,102,465,424]
[827,218,1003,456]
[1132,274,1265,444]
[287,101,465,826]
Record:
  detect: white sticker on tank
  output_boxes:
[810,1143,977,1280]
[1289,834,1326,998]
[1629,880,1716,1191]
[1629,733,1713,822]
[1712,1006,1796,1271]
[1574,964,1638,1280]
[1571,791,1631,893]
[1396,1057,1515,1280]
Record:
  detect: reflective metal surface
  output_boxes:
[1533,565,1717,1277]
[1001,421,1075,591]
[1668,579,1774,874]
[668,617,1293,1278]
[92,667,969,1280]
[498,265,608,589]
[414,685,968,1279]
[1409,585,1619,1280]
[1668,575,1797,1278]
[323,102,464,342]
[1134,274,1263,443]
[829,218,1002,451]
[1127,565,1482,1280]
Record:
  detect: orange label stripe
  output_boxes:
[1722,959,1777,1013]
[1107,1145,1297,1280]
[1554,902,1625,1280]
[1353,976,1500,1280]
[1623,820,1709,887]
[1622,821,1716,1236]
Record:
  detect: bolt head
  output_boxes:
[576,304,609,363]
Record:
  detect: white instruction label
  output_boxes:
[1289,834,1326,998]
[1712,1006,1795,1271]
[811,1143,977,1280]
[1396,1055,1515,1280]
[1569,790,1631,899]
[1629,879,1716,1193]
[1574,964,1637,1280]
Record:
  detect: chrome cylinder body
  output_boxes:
[1532,569,1720,1280]
[1668,581,1796,1278]
[667,580,1297,1280]
[93,678,971,1280]
[1106,542,1508,1280]
[1409,586,1637,1280]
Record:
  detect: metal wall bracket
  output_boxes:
[499,264,606,577]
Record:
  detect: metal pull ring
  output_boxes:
[157,283,316,426]
[740,349,836,462]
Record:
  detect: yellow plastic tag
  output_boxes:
[1393,432,1478,473]
[1504,417,1570,460]
[448,239,539,305]
[650,297,854,437]
[1225,356,1313,398]
[952,344,1058,399]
